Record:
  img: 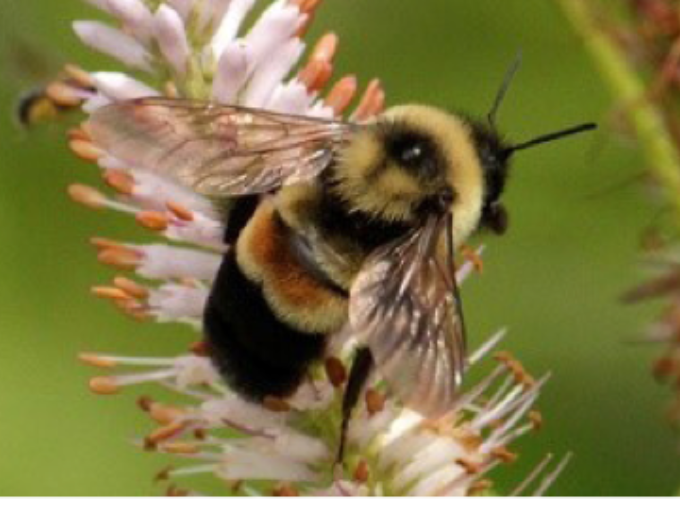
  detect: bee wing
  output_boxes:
[86,98,354,196]
[349,216,467,418]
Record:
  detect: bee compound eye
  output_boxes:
[400,142,425,165]
[387,131,433,170]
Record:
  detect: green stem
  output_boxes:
[557,0,680,223]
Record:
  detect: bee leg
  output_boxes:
[336,346,374,466]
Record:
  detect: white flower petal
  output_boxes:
[136,244,221,281]
[378,432,430,472]
[198,0,234,31]
[164,215,225,250]
[242,0,303,75]
[211,0,257,58]
[378,409,423,447]
[217,448,317,482]
[213,41,252,103]
[148,282,208,321]
[154,5,190,75]
[349,406,396,448]
[125,171,217,219]
[92,72,158,100]
[174,356,221,388]
[200,396,286,431]
[273,433,329,463]
[307,99,336,119]
[73,20,152,70]
[83,94,112,113]
[265,80,314,114]
[395,437,465,486]
[243,39,304,108]
[105,0,154,43]
[409,465,466,497]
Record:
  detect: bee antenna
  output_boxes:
[487,51,523,128]
[505,122,597,156]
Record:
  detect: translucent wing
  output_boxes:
[349,215,467,418]
[86,98,355,196]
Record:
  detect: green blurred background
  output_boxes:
[1,0,678,496]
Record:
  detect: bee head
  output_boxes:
[335,104,487,244]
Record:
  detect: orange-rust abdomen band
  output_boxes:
[236,201,348,335]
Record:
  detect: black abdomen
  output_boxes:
[204,249,326,400]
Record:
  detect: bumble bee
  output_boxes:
[16,88,62,127]
[86,62,594,460]
[15,67,95,128]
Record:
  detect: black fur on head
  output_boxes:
[468,120,512,235]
